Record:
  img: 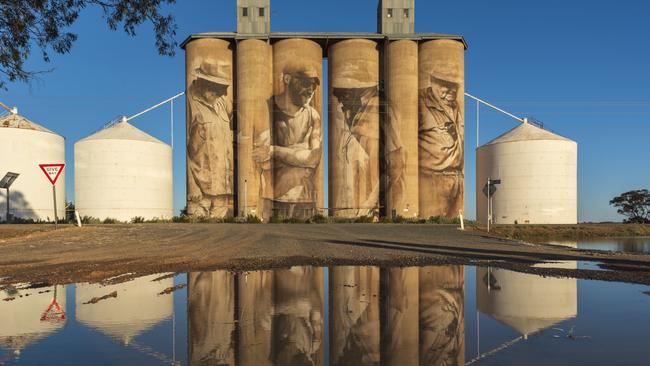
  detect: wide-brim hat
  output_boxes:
[429,61,462,85]
[193,59,231,86]
[332,59,378,89]
[283,63,320,85]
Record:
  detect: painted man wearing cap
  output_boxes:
[253,64,322,219]
[418,63,464,218]
[187,58,234,218]
[331,65,380,217]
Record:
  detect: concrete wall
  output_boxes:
[237,0,270,34]
[384,40,419,218]
[237,39,273,219]
[329,39,380,218]
[272,39,324,219]
[185,38,235,218]
[418,40,465,218]
[378,0,415,34]
[0,128,65,222]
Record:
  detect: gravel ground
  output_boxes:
[1,223,650,285]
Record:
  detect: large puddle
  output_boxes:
[1,264,649,365]
[550,237,650,254]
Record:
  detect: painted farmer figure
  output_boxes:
[418,63,464,218]
[187,59,234,218]
[332,67,380,217]
[254,64,322,219]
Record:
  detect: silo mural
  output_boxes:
[419,266,464,366]
[272,266,325,365]
[381,267,419,366]
[185,38,235,218]
[237,39,274,220]
[418,40,465,219]
[330,266,380,365]
[266,39,324,219]
[329,39,380,218]
[384,40,419,218]
[239,270,274,365]
[188,271,236,366]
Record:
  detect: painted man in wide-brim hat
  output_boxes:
[331,61,380,218]
[253,63,322,219]
[418,60,464,218]
[187,58,234,218]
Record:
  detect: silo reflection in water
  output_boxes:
[329,266,380,366]
[186,265,467,366]
[188,271,236,366]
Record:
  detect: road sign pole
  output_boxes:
[487,177,491,233]
[5,187,9,223]
[52,185,58,229]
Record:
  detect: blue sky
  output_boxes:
[1,0,649,222]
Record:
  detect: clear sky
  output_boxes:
[1,0,649,222]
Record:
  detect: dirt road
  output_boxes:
[1,223,650,285]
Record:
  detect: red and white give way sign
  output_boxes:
[39,164,65,185]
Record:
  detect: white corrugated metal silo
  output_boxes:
[0,111,65,221]
[476,121,577,225]
[74,120,172,221]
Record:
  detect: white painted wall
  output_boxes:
[476,125,577,225]
[0,128,66,221]
[74,122,173,222]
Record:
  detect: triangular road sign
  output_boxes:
[39,164,65,185]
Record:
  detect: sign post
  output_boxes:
[482,178,501,233]
[0,172,20,223]
[39,164,65,229]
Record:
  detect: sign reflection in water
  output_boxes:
[187,265,464,366]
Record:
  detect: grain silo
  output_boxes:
[476,120,577,225]
[74,119,172,222]
[0,109,65,222]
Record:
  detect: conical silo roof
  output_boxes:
[77,120,166,144]
[0,113,58,135]
[75,274,173,345]
[483,122,572,146]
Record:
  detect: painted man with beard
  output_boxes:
[187,59,234,218]
[418,63,464,218]
[331,66,380,217]
[253,65,322,219]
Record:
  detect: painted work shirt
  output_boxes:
[187,91,234,197]
[273,102,322,203]
[418,87,464,173]
[333,88,380,215]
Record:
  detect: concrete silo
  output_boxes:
[0,111,65,221]
[74,120,173,222]
[476,121,577,225]
[329,39,380,218]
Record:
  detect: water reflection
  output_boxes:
[551,237,650,254]
[76,274,174,345]
[4,263,650,365]
[0,284,66,358]
[186,266,464,366]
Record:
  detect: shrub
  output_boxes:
[130,216,145,224]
